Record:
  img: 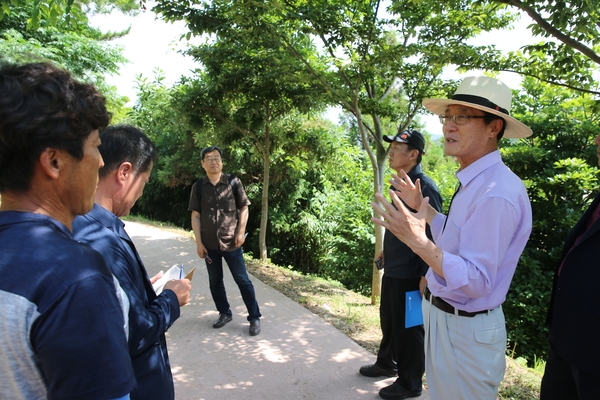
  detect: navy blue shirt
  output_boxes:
[0,211,135,400]
[73,204,181,400]
[383,164,443,279]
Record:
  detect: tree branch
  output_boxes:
[498,0,600,66]
[460,64,600,96]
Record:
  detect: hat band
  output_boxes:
[452,94,509,115]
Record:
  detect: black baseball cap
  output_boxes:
[383,129,425,154]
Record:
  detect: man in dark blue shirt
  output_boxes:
[73,124,192,400]
[360,130,442,400]
[0,62,135,399]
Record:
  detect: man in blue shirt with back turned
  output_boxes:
[74,124,192,400]
[0,62,135,399]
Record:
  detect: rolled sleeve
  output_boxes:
[428,195,524,310]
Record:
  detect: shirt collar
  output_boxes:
[0,210,73,237]
[202,172,227,185]
[456,150,502,188]
[406,164,423,180]
[86,203,125,233]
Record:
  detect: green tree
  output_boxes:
[284,123,376,293]
[0,0,135,118]
[124,72,199,226]
[464,0,600,95]
[154,11,329,262]
[0,0,140,30]
[129,72,199,186]
[126,73,378,288]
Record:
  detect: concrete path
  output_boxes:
[125,221,429,400]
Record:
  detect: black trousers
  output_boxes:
[376,274,424,391]
[541,333,600,400]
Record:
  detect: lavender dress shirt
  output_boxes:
[427,150,532,312]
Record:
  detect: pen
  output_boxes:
[179,264,183,279]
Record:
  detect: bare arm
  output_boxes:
[235,205,249,248]
[191,211,207,259]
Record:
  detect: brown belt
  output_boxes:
[424,287,490,318]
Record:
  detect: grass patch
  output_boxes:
[126,215,542,399]
[245,259,382,355]
[502,357,544,400]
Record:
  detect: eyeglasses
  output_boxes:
[204,156,222,163]
[439,114,486,125]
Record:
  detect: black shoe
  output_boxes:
[213,313,232,329]
[249,319,261,336]
[379,381,421,400]
[359,363,397,378]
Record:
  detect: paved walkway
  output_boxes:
[125,221,429,400]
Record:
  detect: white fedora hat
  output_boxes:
[422,76,532,139]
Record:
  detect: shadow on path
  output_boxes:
[126,221,429,400]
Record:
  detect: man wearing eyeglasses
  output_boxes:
[372,76,533,399]
[188,146,261,336]
[360,129,442,400]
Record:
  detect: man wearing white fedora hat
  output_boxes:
[371,76,533,399]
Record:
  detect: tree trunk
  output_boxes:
[370,155,387,304]
[259,125,270,262]
[354,107,388,305]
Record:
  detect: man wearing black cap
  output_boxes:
[359,129,442,400]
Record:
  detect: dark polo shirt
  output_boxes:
[188,172,251,251]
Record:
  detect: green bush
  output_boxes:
[500,79,600,364]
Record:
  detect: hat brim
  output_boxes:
[422,99,532,139]
[382,135,425,153]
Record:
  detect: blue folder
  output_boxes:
[405,290,423,328]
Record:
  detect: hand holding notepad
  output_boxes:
[152,264,196,295]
